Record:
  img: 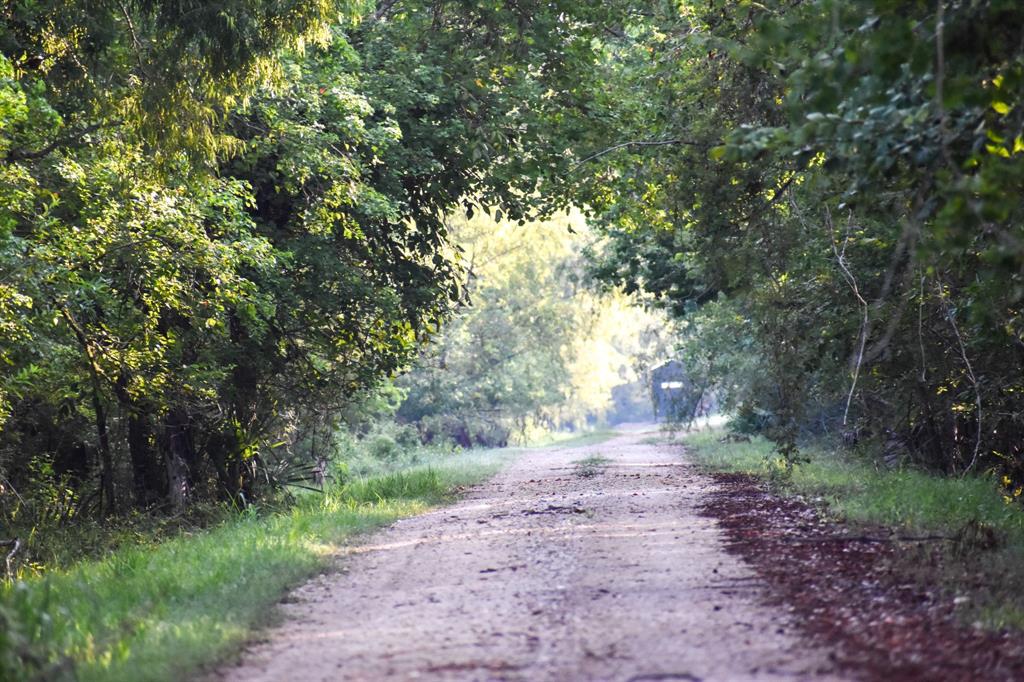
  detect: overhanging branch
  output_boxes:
[5,121,118,163]
[570,138,703,171]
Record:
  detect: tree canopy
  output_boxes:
[0,0,624,515]
[3,0,1024,524]
[557,0,1024,483]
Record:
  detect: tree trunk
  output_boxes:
[163,409,194,512]
[114,376,164,507]
[89,376,116,515]
[127,411,164,507]
[55,301,116,514]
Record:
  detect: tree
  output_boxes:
[397,211,665,444]
[0,0,636,519]
[555,0,1024,482]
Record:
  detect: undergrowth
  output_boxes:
[0,452,506,682]
[681,428,1024,630]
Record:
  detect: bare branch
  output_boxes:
[742,173,797,222]
[935,280,983,474]
[827,206,869,427]
[570,138,702,171]
[118,0,151,77]
[934,0,955,169]
[917,274,928,382]
[373,0,402,21]
[2,538,21,579]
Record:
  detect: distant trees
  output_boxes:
[396,212,664,445]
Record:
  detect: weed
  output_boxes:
[572,455,611,478]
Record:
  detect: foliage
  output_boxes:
[395,211,667,445]
[572,454,610,478]
[556,1,1024,479]
[326,419,455,481]
[0,0,627,553]
[4,0,1024,648]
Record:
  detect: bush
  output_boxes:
[325,422,458,481]
[366,434,401,462]
[727,404,772,435]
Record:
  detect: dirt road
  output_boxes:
[216,427,843,681]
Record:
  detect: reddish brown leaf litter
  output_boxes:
[700,472,1024,681]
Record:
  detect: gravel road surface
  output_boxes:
[215,427,843,681]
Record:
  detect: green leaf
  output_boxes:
[992,100,1012,115]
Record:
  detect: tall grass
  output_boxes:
[0,453,506,682]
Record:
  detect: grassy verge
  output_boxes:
[1,451,507,682]
[680,428,1024,629]
[532,428,618,449]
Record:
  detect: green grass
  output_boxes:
[682,428,1024,629]
[0,452,507,682]
[683,430,1024,537]
[532,428,617,449]
[572,454,611,478]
